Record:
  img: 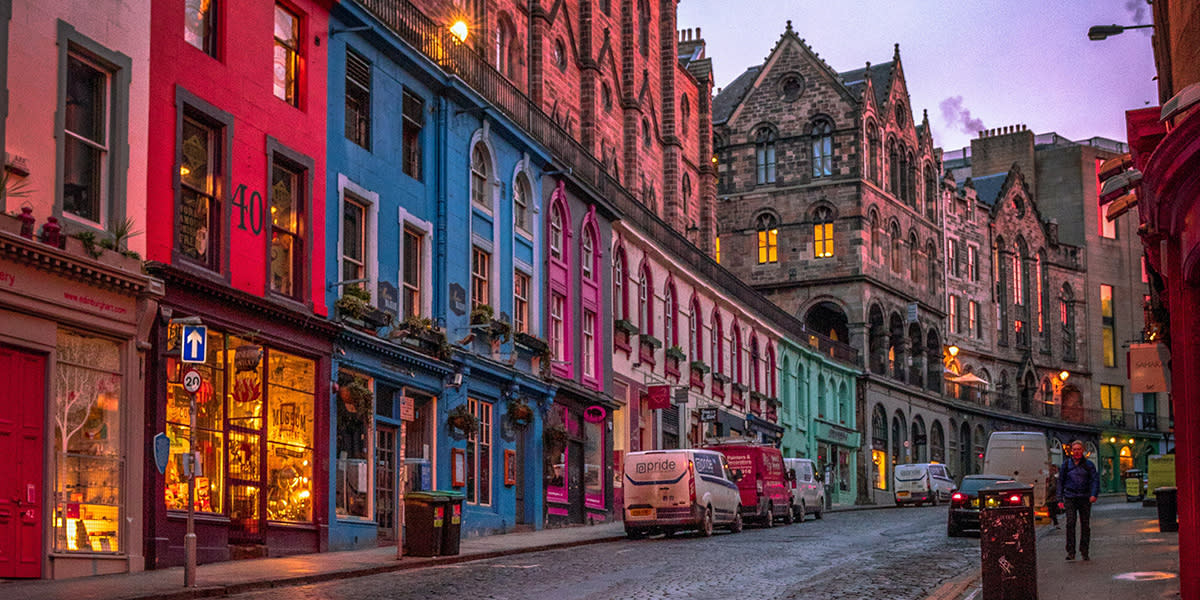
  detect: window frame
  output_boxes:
[337,175,379,305]
[344,47,371,149]
[466,398,493,506]
[755,128,777,185]
[173,86,234,276]
[811,119,833,178]
[56,23,132,232]
[813,207,834,259]
[272,2,303,107]
[470,142,494,213]
[265,137,314,305]
[184,0,220,58]
[756,213,779,264]
[513,171,533,236]
[513,270,531,334]
[471,246,491,310]
[401,89,424,180]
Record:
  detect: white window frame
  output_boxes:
[397,205,433,319]
[583,310,596,378]
[338,175,379,302]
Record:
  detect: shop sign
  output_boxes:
[583,405,606,423]
[449,283,467,316]
[378,281,400,315]
[1129,343,1170,393]
[400,395,415,421]
[699,407,718,422]
[673,387,689,405]
[645,385,671,410]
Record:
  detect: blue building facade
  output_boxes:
[323,1,557,548]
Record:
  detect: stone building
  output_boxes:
[712,23,947,504]
[944,127,1162,490]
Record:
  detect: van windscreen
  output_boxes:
[895,465,927,481]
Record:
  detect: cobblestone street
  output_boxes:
[231,506,976,600]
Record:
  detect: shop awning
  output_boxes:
[949,372,990,387]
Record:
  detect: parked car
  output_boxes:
[947,474,1016,536]
[703,442,794,525]
[783,458,825,521]
[982,431,1052,510]
[893,463,956,506]
[622,449,744,538]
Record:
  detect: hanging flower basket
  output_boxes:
[543,423,569,452]
[446,404,479,437]
[665,345,687,361]
[507,399,534,427]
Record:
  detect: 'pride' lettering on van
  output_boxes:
[635,460,678,474]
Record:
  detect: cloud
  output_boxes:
[939,96,985,136]
[1125,0,1146,24]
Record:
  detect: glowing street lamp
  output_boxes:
[1059,370,1070,382]
[450,20,469,43]
[947,345,959,357]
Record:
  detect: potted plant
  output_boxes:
[665,345,687,361]
[336,372,374,418]
[689,360,711,374]
[335,286,371,321]
[543,422,569,454]
[446,404,479,438]
[614,319,639,336]
[469,304,494,326]
[507,398,534,427]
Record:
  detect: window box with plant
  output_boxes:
[664,345,685,378]
[514,331,550,355]
[730,383,747,407]
[689,360,709,389]
[389,315,452,361]
[638,334,662,365]
[471,304,512,342]
[614,319,638,352]
[69,217,144,273]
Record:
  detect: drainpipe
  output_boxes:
[435,94,449,328]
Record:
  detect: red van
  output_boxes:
[702,442,795,526]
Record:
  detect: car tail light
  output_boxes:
[951,492,965,506]
[689,460,696,504]
[1007,494,1023,506]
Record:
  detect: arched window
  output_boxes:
[664,281,677,347]
[811,119,833,177]
[756,213,779,264]
[613,248,627,320]
[681,173,692,215]
[750,336,761,393]
[642,117,651,147]
[869,209,880,260]
[711,310,723,375]
[680,95,690,136]
[906,150,917,206]
[813,206,834,258]
[689,298,701,362]
[927,240,938,295]
[767,344,777,398]
[513,171,531,233]
[638,265,653,335]
[470,143,492,210]
[890,222,902,273]
[549,202,564,260]
[638,0,650,57]
[867,122,880,184]
[733,324,743,384]
[581,224,596,281]
[888,139,900,196]
[495,14,519,80]
[755,128,776,184]
[909,232,920,283]
[924,163,937,220]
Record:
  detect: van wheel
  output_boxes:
[814,501,824,520]
[764,504,775,527]
[783,504,795,525]
[931,493,940,507]
[626,528,647,540]
[797,500,807,523]
[729,507,744,533]
[701,506,715,537]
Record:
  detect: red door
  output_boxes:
[0,346,45,578]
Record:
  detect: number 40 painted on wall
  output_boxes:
[230,183,265,234]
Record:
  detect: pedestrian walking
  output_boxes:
[1046,464,1060,527]
[1057,440,1099,560]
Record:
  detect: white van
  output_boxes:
[623,449,744,538]
[783,458,825,521]
[893,463,956,506]
[982,431,1051,508]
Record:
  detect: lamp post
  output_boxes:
[171,315,203,587]
[1087,23,1152,41]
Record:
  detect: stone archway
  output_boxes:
[805,301,850,343]
[930,420,946,465]
[868,304,887,375]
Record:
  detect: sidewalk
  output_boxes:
[930,495,1180,600]
[0,521,627,600]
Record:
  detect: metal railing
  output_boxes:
[356,0,860,369]
[947,390,1172,433]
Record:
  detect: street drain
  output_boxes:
[1113,571,1176,582]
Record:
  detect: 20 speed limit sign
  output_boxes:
[182,368,203,394]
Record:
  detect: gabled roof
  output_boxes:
[713,65,761,124]
[838,60,893,108]
[968,173,1007,207]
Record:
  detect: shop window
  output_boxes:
[163,329,316,526]
[585,417,604,510]
[336,369,373,519]
[273,3,301,106]
[53,330,123,553]
[872,449,887,490]
[467,398,493,505]
[185,0,218,57]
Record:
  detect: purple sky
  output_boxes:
[677,0,1158,153]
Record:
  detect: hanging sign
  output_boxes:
[583,405,607,423]
[153,432,171,475]
[699,407,718,422]
[646,385,671,410]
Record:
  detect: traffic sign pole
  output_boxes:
[182,367,201,587]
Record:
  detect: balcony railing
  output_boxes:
[358,0,860,370]
[947,390,1171,433]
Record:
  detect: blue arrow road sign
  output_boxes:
[181,325,207,363]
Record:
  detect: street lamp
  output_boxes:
[1087,23,1153,41]
[450,20,469,43]
[1059,370,1070,382]
[947,345,959,357]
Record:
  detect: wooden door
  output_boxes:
[0,347,45,578]
[375,426,396,541]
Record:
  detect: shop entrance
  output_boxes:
[376,425,396,542]
[566,439,585,523]
[0,346,46,578]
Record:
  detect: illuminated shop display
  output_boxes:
[53,330,123,553]
[164,326,315,524]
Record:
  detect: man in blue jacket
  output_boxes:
[1057,440,1100,561]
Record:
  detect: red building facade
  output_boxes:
[142,0,335,567]
[1123,2,1200,597]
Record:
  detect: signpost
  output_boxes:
[181,366,201,587]
[181,325,207,363]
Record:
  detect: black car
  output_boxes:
[947,474,1015,536]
